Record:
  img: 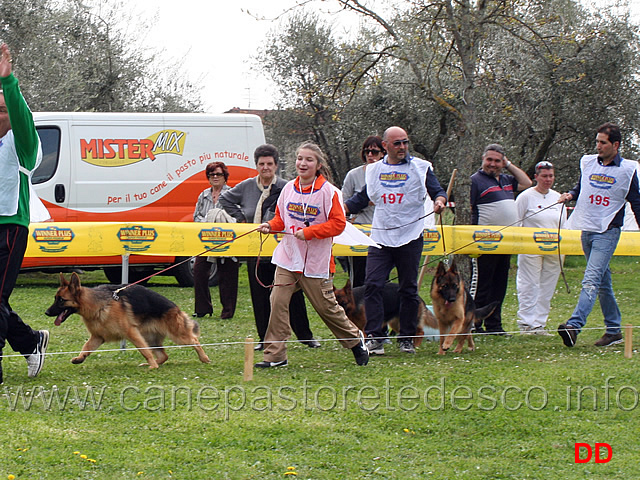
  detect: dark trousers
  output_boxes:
[0,225,38,361]
[347,255,367,288]
[193,256,239,318]
[364,236,423,339]
[474,253,511,331]
[247,258,314,342]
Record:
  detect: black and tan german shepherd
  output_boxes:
[430,260,498,355]
[334,280,438,347]
[45,273,210,369]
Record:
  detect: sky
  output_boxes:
[131,0,347,113]
[129,0,639,114]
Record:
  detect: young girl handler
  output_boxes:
[255,142,369,368]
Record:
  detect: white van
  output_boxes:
[25,112,265,285]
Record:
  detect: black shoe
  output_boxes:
[594,332,623,347]
[254,342,264,351]
[255,359,288,368]
[558,323,578,347]
[399,339,416,354]
[351,331,369,366]
[473,324,485,334]
[192,313,208,318]
[486,329,512,337]
[301,338,321,348]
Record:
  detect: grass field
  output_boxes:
[2,255,639,479]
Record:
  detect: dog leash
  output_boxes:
[111,226,261,300]
[557,201,570,293]
[400,200,567,284]
[253,230,303,289]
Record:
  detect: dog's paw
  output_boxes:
[71,356,85,364]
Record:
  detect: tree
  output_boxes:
[0,0,203,112]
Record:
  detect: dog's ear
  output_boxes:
[449,259,458,275]
[343,279,352,295]
[59,272,69,287]
[436,261,447,276]
[69,272,81,292]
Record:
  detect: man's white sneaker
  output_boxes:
[26,330,49,377]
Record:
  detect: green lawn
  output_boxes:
[2,255,639,479]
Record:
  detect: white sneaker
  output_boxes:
[519,326,533,335]
[25,330,49,377]
[530,326,551,336]
[365,337,385,355]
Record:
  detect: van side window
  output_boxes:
[33,127,61,184]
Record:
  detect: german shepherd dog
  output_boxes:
[430,260,498,355]
[45,273,210,369]
[334,280,438,347]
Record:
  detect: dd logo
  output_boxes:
[574,443,612,463]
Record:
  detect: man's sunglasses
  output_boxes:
[391,139,409,147]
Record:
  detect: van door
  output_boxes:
[33,122,71,221]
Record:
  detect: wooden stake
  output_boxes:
[624,324,633,359]
[244,336,254,381]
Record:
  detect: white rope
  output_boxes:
[0,325,636,360]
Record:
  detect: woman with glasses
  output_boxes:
[192,161,239,319]
[515,161,566,335]
[341,136,385,287]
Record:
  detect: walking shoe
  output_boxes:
[25,330,49,378]
[519,326,533,335]
[365,336,385,355]
[398,339,416,354]
[557,323,578,347]
[301,338,321,348]
[254,359,288,368]
[254,342,264,351]
[594,332,623,347]
[486,329,512,338]
[351,331,369,366]
[530,326,551,336]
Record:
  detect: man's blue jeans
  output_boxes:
[567,228,621,334]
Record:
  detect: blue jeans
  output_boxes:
[567,228,621,334]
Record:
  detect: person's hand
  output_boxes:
[294,229,306,241]
[0,44,13,78]
[433,199,446,214]
[558,193,573,203]
[257,222,271,234]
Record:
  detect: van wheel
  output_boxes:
[173,256,219,287]
[103,267,151,285]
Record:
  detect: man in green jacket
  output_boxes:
[0,43,49,384]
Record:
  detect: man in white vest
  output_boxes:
[344,126,447,355]
[557,123,640,347]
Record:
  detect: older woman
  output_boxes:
[341,136,385,287]
[220,144,319,350]
[193,161,239,319]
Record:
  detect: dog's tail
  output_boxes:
[475,301,499,322]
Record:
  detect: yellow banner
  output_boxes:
[25,222,640,258]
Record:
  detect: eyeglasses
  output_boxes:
[535,161,553,170]
[208,172,225,178]
[364,149,382,155]
[391,139,409,147]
